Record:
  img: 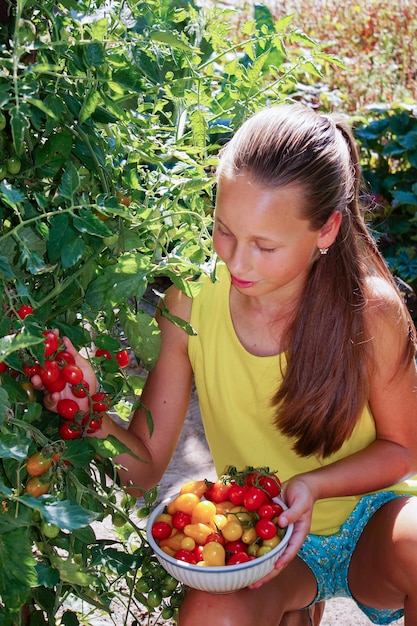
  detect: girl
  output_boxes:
[41,104,417,625]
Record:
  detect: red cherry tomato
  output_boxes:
[243,486,267,511]
[228,483,247,506]
[172,510,192,531]
[42,331,59,357]
[95,348,111,360]
[57,398,80,421]
[115,349,129,368]
[193,545,204,562]
[257,503,275,519]
[205,532,225,546]
[59,421,82,440]
[44,376,66,393]
[17,305,33,319]
[258,474,281,498]
[174,549,197,564]
[151,521,172,540]
[61,364,83,385]
[0,362,8,374]
[81,415,102,434]
[71,380,90,398]
[227,552,250,565]
[224,540,248,555]
[55,350,76,366]
[38,360,60,387]
[255,518,277,540]
[91,392,110,413]
[204,480,231,503]
[23,364,39,377]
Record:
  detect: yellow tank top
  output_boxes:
[188,262,417,535]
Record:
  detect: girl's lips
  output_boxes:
[230,275,258,289]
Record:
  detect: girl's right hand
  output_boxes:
[31,335,98,413]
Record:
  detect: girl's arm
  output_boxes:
[96,286,194,495]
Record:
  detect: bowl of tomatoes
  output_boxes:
[146,467,293,594]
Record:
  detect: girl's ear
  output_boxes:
[316,211,342,250]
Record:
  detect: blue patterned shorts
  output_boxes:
[298,491,405,624]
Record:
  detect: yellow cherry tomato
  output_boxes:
[257,546,273,557]
[262,536,281,549]
[181,536,196,551]
[167,492,200,515]
[155,513,173,526]
[180,480,208,498]
[215,500,234,515]
[247,543,260,557]
[228,506,253,525]
[213,513,228,530]
[183,522,213,545]
[159,532,186,552]
[222,520,243,542]
[191,500,217,524]
[241,527,258,544]
[202,541,226,566]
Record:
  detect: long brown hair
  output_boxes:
[217,104,416,457]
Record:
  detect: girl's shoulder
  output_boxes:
[364,274,415,372]
[160,284,193,324]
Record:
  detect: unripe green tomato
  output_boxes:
[41,521,60,538]
[135,577,150,594]
[120,493,137,510]
[0,113,6,131]
[136,506,150,519]
[147,590,162,609]
[161,607,174,620]
[112,511,127,528]
[7,156,21,175]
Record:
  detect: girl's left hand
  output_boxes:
[249,476,315,588]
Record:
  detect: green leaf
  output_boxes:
[18,497,101,530]
[0,331,43,361]
[150,30,193,52]
[0,433,30,461]
[9,106,30,155]
[59,163,80,198]
[0,180,25,205]
[79,89,102,124]
[0,528,37,610]
[119,307,161,368]
[49,555,96,585]
[0,387,10,422]
[86,253,151,309]
[89,434,145,461]
[0,251,16,279]
[84,42,105,67]
[73,211,112,237]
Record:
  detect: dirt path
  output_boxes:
[157,391,404,626]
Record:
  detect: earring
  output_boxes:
[319,247,329,255]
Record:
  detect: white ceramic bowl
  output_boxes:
[146,495,293,594]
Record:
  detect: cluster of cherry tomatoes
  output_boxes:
[151,467,285,567]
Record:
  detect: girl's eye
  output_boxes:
[256,243,277,253]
